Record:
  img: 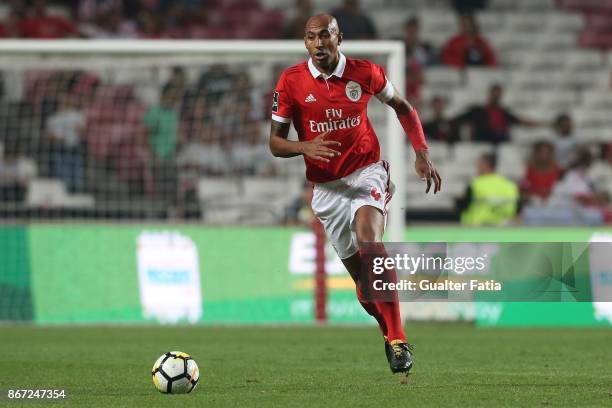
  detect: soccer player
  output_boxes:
[269,14,442,375]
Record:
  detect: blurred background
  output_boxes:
[0,0,611,327]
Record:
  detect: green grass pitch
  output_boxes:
[0,324,610,407]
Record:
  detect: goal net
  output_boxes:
[0,40,406,323]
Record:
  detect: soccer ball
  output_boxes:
[151,351,200,394]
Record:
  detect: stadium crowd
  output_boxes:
[0,0,610,225]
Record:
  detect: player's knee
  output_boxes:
[356,223,382,245]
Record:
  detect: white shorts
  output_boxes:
[311,160,393,260]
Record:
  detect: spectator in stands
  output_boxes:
[45,92,86,192]
[137,9,165,38]
[552,113,577,170]
[78,0,142,22]
[401,17,434,105]
[457,153,519,226]
[405,60,424,107]
[217,71,263,145]
[164,66,187,102]
[78,0,114,22]
[158,1,198,39]
[285,181,315,226]
[422,96,459,143]
[455,83,544,143]
[139,0,198,13]
[143,83,180,203]
[80,5,137,38]
[177,91,228,175]
[283,0,313,39]
[521,141,562,202]
[35,72,74,130]
[0,11,21,38]
[230,120,275,176]
[176,91,228,217]
[71,72,101,108]
[20,0,78,39]
[331,0,377,39]
[402,16,436,68]
[0,140,34,204]
[0,74,37,162]
[555,148,608,208]
[164,66,188,122]
[181,91,206,141]
[0,100,36,158]
[178,6,208,39]
[523,148,607,225]
[197,64,234,103]
[450,0,488,14]
[589,143,612,199]
[215,71,270,177]
[440,14,496,69]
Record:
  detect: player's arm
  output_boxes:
[384,88,442,194]
[269,120,341,163]
[507,109,548,128]
[269,120,299,158]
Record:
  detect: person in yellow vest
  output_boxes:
[458,153,519,226]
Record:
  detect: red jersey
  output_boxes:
[19,16,76,39]
[522,165,561,199]
[440,35,497,68]
[271,53,394,183]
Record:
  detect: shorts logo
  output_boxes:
[272,91,279,112]
[345,81,362,102]
[371,187,381,201]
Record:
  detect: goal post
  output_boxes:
[0,39,407,240]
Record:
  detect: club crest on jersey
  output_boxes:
[345,81,362,102]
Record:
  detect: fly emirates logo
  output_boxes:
[309,108,361,133]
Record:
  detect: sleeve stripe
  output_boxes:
[271,114,291,123]
[376,79,394,103]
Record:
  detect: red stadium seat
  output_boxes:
[579,30,612,49]
[223,10,260,30]
[198,27,234,39]
[557,0,601,12]
[219,0,260,11]
[584,14,612,32]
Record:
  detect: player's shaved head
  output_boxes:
[305,14,340,36]
[304,14,343,74]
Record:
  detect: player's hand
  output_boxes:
[300,131,341,163]
[415,149,442,194]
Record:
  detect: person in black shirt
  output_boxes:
[331,0,377,39]
[422,96,459,143]
[456,84,545,143]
